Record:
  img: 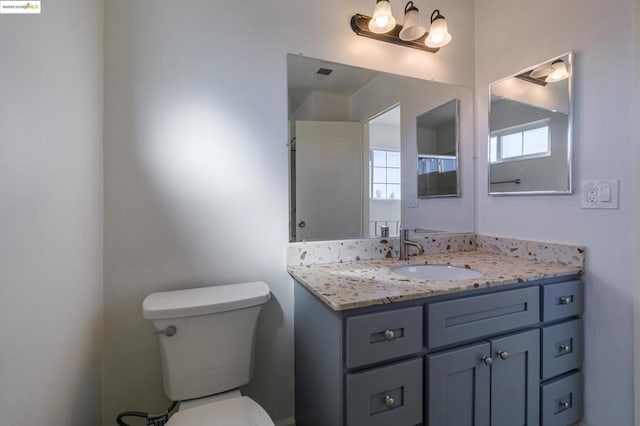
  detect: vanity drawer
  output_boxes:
[345,306,422,369]
[541,372,583,426]
[542,280,583,322]
[541,319,583,380]
[426,286,539,349]
[345,357,422,426]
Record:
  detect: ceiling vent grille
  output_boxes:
[313,67,334,80]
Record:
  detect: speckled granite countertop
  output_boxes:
[287,251,582,311]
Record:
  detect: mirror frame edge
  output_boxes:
[487,50,574,196]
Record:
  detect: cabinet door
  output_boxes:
[427,342,491,426]
[490,329,540,426]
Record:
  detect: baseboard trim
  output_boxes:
[274,416,296,426]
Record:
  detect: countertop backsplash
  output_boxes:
[287,233,584,269]
[476,235,585,268]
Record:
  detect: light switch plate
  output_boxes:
[581,179,619,209]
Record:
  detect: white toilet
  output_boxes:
[142,281,274,426]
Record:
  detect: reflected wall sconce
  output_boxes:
[545,60,570,82]
[517,59,570,86]
[351,0,452,53]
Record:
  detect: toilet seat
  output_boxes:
[167,396,274,426]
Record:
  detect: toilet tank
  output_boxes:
[143,282,270,401]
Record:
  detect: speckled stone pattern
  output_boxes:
[476,235,585,268]
[286,233,477,266]
[287,251,583,311]
[286,238,398,266]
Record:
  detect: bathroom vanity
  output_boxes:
[290,248,584,426]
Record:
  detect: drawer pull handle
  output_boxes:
[497,351,508,360]
[383,395,395,408]
[482,356,493,366]
[559,344,571,354]
[559,400,571,410]
[383,330,395,341]
[559,296,573,305]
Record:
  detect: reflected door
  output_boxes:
[295,121,363,241]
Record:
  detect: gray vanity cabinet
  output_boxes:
[427,342,491,425]
[427,329,540,426]
[490,330,540,426]
[294,276,583,426]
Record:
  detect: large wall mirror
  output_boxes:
[417,99,460,198]
[489,52,573,195]
[287,54,474,242]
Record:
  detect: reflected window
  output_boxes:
[418,155,457,174]
[370,149,401,199]
[490,119,550,163]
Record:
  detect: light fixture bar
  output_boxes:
[515,73,548,87]
[350,14,439,53]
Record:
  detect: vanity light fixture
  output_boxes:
[399,2,426,41]
[517,58,570,86]
[351,1,451,53]
[368,0,396,34]
[424,9,452,48]
[530,65,555,79]
[545,59,570,82]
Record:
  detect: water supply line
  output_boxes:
[116,401,178,426]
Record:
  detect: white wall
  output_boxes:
[0,1,104,425]
[369,122,401,150]
[489,100,568,192]
[492,76,570,114]
[103,0,475,423]
[292,92,351,121]
[475,0,634,424]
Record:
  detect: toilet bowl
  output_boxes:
[168,393,273,426]
[143,281,274,426]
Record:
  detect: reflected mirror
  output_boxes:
[417,99,460,198]
[287,54,474,242]
[489,52,573,195]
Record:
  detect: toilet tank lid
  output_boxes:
[142,281,270,320]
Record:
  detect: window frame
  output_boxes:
[490,118,551,164]
[417,154,458,174]
[369,149,401,200]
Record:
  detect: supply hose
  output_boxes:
[116,401,178,426]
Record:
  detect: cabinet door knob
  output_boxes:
[559,296,573,305]
[559,400,571,410]
[297,220,306,228]
[559,344,571,353]
[497,351,508,360]
[482,356,493,366]
[384,395,395,408]
[383,330,395,341]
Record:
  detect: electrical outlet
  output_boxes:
[586,184,598,203]
[581,179,619,209]
[407,199,418,208]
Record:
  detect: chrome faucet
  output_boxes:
[399,228,425,260]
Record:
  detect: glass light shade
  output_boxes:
[425,15,451,48]
[369,0,396,34]
[546,60,569,82]
[399,7,426,41]
[530,65,554,79]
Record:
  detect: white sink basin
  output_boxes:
[392,264,483,280]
